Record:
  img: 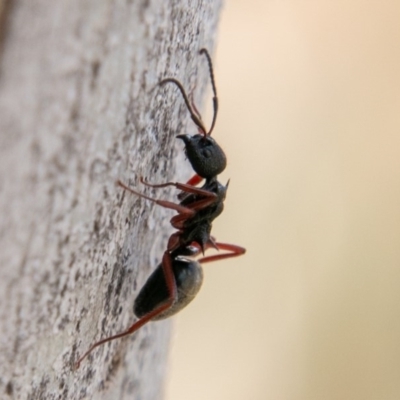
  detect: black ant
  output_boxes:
[75,49,245,369]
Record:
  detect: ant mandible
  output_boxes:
[75,49,245,369]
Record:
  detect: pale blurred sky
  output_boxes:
[167,2,400,400]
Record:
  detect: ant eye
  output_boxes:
[202,148,211,158]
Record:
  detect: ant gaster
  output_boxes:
[75,49,245,369]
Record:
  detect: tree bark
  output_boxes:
[0,1,222,399]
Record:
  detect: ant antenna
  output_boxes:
[159,49,219,137]
[199,48,218,136]
[159,78,208,136]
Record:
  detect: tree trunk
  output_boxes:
[0,1,222,398]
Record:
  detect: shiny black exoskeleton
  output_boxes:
[134,247,203,320]
[75,49,245,369]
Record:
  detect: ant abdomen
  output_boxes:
[134,257,204,320]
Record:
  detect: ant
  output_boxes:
[75,49,245,369]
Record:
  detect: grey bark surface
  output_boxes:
[0,1,222,399]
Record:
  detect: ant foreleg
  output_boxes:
[140,177,215,199]
[117,180,195,216]
[177,175,204,201]
[186,174,203,186]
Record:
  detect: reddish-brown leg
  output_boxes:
[118,180,219,231]
[140,176,214,199]
[199,242,246,264]
[186,174,203,186]
[75,251,177,369]
[178,174,204,201]
[169,196,221,229]
[117,180,195,217]
[166,231,182,251]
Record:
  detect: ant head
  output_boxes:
[161,50,225,178]
[177,134,227,178]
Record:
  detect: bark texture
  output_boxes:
[0,1,222,399]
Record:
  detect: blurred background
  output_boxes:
[167,1,400,400]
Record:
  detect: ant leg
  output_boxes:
[177,174,204,201]
[170,195,222,229]
[75,252,177,369]
[183,196,220,211]
[198,242,246,264]
[117,180,195,216]
[166,232,182,251]
[141,175,204,188]
[140,177,215,199]
[186,174,203,186]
